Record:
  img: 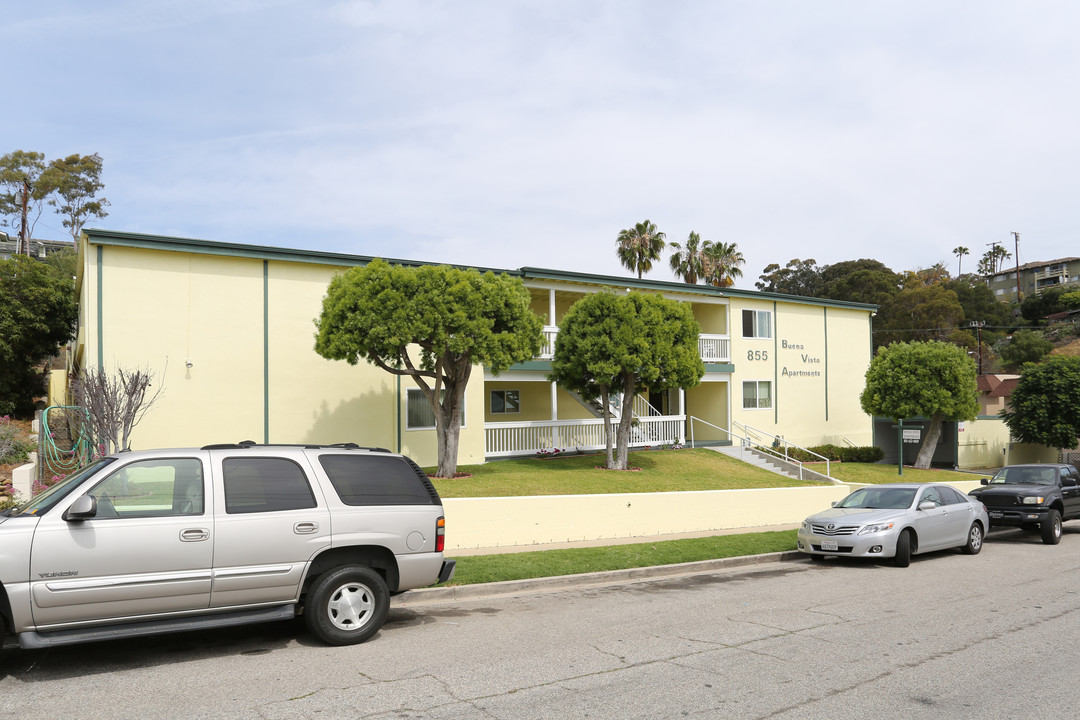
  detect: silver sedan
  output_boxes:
[797,483,990,567]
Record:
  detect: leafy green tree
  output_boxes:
[549,290,704,470]
[860,341,979,469]
[900,263,949,289]
[668,231,706,284]
[1062,290,1080,310]
[755,258,822,296]
[998,330,1054,370]
[1001,356,1080,449]
[0,151,54,241]
[952,246,970,277]
[616,220,666,279]
[946,279,1012,328]
[314,259,544,478]
[818,259,900,306]
[0,255,77,415]
[1020,287,1067,324]
[702,241,745,288]
[873,285,965,348]
[41,153,110,242]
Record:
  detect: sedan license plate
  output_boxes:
[820,540,838,551]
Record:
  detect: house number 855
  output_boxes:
[747,350,768,361]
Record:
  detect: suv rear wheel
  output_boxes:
[305,565,389,645]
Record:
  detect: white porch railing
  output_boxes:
[486,415,686,458]
[533,326,729,364]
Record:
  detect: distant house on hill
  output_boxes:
[0,232,75,261]
[987,257,1080,303]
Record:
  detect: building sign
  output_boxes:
[903,429,921,444]
[779,339,822,377]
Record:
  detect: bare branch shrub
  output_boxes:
[71,363,165,454]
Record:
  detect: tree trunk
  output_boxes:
[914,413,944,469]
[614,372,636,470]
[600,386,614,469]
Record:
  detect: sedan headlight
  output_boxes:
[1022,496,1045,505]
[801,521,811,531]
[858,522,894,535]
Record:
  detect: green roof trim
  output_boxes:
[82,229,877,312]
[506,361,553,372]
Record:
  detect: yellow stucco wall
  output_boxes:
[727,298,874,449]
[442,479,986,549]
[78,241,487,466]
[77,234,875,467]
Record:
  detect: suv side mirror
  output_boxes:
[1063,476,1078,487]
[64,495,97,521]
[980,478,990,485]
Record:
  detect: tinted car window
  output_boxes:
[919,487,943,506]
[937,486,966,505]
[319,454,434,506]
[223,457,316,513]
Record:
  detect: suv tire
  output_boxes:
[305,565,390,645]
[1041,510,1063,546]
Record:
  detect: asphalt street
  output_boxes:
[2,525,1079,719]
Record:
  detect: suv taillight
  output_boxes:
[436,516,445,552]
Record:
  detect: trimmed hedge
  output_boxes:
[786,444,884,464]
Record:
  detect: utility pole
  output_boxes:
[18,177,31,256]
[1012,231,1021,301]
[966,321,986,375]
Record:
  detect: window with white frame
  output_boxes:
[741,309,772,339]
[742,381,772,410]
[490,389,520,414]
[406,388,465,430]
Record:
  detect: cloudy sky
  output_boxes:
[5,1,1078,287]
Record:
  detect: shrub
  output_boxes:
[784,444,884,463]
[0,416,33,464]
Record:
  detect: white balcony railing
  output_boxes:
[698,334,730,363]
[485,415,686,458]
[533,326,729,363]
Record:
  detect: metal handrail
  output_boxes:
[689,416,832,480]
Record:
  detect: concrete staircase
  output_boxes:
[711,445,839,485]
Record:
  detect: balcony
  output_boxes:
[536,326,730,363]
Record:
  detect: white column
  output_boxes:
[548,289,556,327]
[551,381,560,447]
[678,388,687,444]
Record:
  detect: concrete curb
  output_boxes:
[393,550,805,607]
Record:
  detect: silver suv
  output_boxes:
[0,442,455,649]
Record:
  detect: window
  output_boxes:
[88,458,204,518]
[742,309,772,339]
[222,457,317,514]
[742,381,772,409]
[937,486,967,505]
[490,389,520,414]
[919,486,943,507]
[407,388,465,430]
[318,455,436,506]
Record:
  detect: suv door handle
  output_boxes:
[180,528,210,542]
[294,522,320,535]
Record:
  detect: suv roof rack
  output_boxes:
[200,442,391,452]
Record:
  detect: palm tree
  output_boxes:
[668,231,706,284]
[702,241,745,288]
[952,246,970,277]
[616,219,666,279]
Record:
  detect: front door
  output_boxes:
[28,457,213,628]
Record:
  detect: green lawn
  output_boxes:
[429,448,978,497]
[828,462,978,485]
[446,530,799,585]
[429,448,829,497]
